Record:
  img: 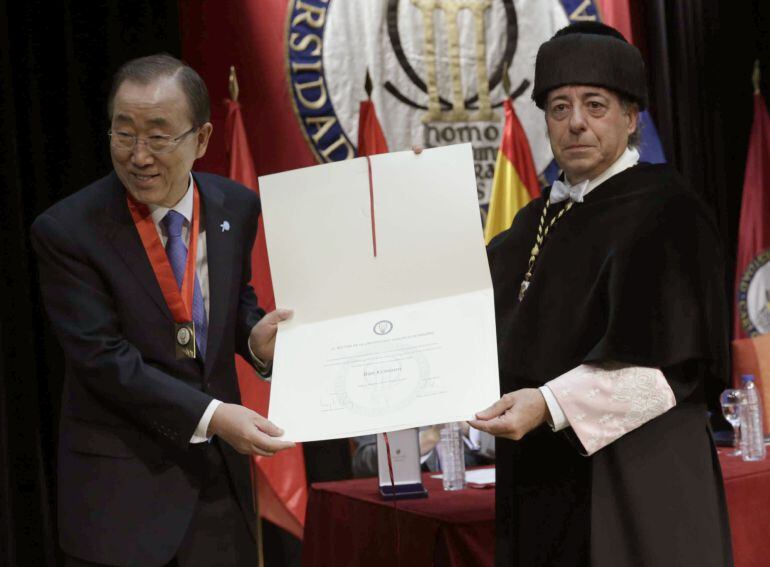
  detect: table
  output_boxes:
[719,447,770,567]
[302,471,494,566]
[302,452,770,566]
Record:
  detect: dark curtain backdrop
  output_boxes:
[640,0,770,304]
[0,1,181,565]
[1,0,768,565]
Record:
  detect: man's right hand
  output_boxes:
[207,403,295,457]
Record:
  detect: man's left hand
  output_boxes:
[469,389,548,441]
[248,309,293,362]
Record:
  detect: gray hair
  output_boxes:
[620,96,642,149]
[107,54,210,127]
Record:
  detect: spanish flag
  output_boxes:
[484,99,540,243]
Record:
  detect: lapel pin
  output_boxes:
[220,220,231,233]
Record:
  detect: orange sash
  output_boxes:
[126,185,200,323]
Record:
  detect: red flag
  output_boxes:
[225,98,308,539]
[733,90,770,340]
[357,99,388,156]
[595,0,634,44]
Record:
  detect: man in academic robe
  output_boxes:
[471,22,733,567]
[31,54,294,566]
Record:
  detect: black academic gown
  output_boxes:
[488,163,733,567]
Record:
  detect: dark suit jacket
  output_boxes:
[31,171,264,566]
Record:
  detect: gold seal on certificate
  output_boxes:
[175,322,196,359]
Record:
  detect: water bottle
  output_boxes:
[740,375,766,462]
[437,422,466,491]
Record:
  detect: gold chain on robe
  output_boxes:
[518,198,575,301]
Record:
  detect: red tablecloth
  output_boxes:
[302,453,770,566]
[718,448,770,567]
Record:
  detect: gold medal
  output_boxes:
[175,322,196,359]
[127,184,203,361]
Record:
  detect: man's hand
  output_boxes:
[248,308,292,362]
[207,403,295,456]
[469,389,549,441]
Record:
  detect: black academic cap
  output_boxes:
[531,21,648,110]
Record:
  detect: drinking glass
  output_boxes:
[720,389,743,456]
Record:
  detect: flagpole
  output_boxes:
[502,62,511,99]
[229,65,240,103]
[364,68,373,99]
[229,63,264,567]
[753,60,760,95]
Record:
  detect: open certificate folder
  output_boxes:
[259,143,500,442]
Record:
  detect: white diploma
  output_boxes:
[259,143,500,442]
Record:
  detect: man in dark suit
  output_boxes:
[31,54,293,566]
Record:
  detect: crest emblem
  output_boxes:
[286,0,601,209]
[738,248,770,336]
[373,320,394,335]
[176,326,192,346]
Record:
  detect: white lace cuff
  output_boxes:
[546,364,675,455]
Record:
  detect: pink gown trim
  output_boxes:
[548,364,676,455]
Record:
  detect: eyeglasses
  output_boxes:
[108,126,198,154]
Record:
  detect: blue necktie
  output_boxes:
[162,210,207,359]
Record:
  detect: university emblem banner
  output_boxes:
[286,0,602,216]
